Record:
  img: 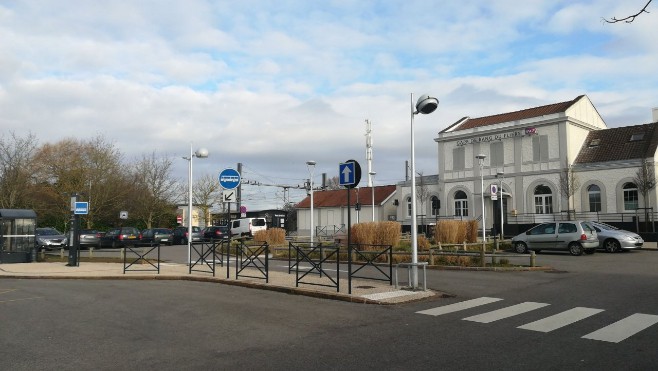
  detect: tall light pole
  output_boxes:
[476,154,487,244]
[183,144,208,266]
[496,171,504,240]
[306,161,316,244]
[369,171,376,222]
[410,93,439,290]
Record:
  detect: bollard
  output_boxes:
[40,250,45,261]
[530,251,536,267]
[480,244,486,267]
[462,241,467,252]
[429,249,434,265]
[438,241,442,251]
[121,248,125,262]
[60,248,65,260]
[89,247,94,260]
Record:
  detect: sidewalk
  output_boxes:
[0,260,439,305]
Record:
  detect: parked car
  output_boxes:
[172,226,202,245]
[35,227,68,251]
[99,227,141,248]
[588,221,644,253]
[140,228,174,246]
[512,221,599,256]
[201,225,230,241]
[230,217,266,237]
[78,229,105,249]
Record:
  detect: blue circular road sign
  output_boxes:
[219,168,241,189]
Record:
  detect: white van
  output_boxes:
[230,217,267,237]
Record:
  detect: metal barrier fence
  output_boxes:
[234,241,269,283]
[123,243,160,274]
[291,242,340,292]
[189,240,225,277]
[348,244,393,294]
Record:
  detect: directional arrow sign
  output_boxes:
[222,190,236,203]
[339,160,361,189]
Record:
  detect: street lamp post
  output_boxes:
[496,171,504,240]
[369,171,376,222]
[183,144,208,266]
[306,161,316,244]
[410,93,439,290]
[476,154,487,244]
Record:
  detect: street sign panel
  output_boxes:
[222,190,236,203]
[74,202,89,215]
[219,168,241,189]
[339,159,361,189]
[490,184,498,200]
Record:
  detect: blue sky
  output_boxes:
[1,1,657,210]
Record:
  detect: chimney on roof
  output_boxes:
[653,107,658,122]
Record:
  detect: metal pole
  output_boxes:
[370,171,376,222]
[410,93,418,289]
[499,175,504,240]
[479,158,486,244]
[188,143,193,267]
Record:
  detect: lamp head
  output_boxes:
[195,148,209,158]
[306,160,316,166]
[475,154,487,160]
[369,171,376,176]
[415,95,439,115]
[496,171,504,177]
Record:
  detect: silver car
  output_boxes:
[36,227,68,251]
[589,221,644,253]
[512,221,599,256]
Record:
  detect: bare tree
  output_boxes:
[559,164,580,220]
[0,131,38,209]
[633,159,656,228]
[193,173,223,226]
[131,151,179,228]
[604,0,652,23]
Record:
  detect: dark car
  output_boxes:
[99,227,141,249]
[201,225,230,241]
[140,228,173,246]
[172,226,202,245]
[79,229,105,249]
[35,227,68,251]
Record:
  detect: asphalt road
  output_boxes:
[15,248,658,370]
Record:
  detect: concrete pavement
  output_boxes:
[0,259,439,305]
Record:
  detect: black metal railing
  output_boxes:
[348,244,393,294]
[235,241,269,282]
[293,244,340,292]
[123,242,160,274]
[189,240,224,276]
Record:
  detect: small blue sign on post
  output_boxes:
[219,168,241,189]
[339,162,355,186]
[74,202,89,215]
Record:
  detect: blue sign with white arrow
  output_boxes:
[219,168,241,189]
[339,160,361,188]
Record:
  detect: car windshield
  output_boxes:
[594,222,618,230]
[253,219,266,227]
[38,228,62,236]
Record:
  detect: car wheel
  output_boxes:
[569,242,583,256]
[604,239,620,253]
[514,242,528,254]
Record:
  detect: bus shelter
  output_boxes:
[0,209,37,263]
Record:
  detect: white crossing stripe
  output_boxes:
[463,302,549,323]
[416,297,502,316]
[582,313,658,343]
[518,307,604,332]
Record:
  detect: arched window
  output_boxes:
[534,185,553,214]
[588,184,601,212]
[430,196,439,217]
[623,182,638,211]
[406,196,412,217]
[454,191,468,217]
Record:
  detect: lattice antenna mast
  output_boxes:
[365,119,373,187]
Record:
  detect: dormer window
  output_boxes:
[588,138,601,147]
[630,133,645,141]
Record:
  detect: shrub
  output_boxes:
[253,228,286,245]
[351,221,401,249]
[434,220,478,244]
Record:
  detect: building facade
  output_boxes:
[418,95,658,236]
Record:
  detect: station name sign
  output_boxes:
[456,127,537,146]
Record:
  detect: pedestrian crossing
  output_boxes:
[416,297,658,344]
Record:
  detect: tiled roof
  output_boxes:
[296,185,397,209]
[574,122,658,164]
[441,95,585,133]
